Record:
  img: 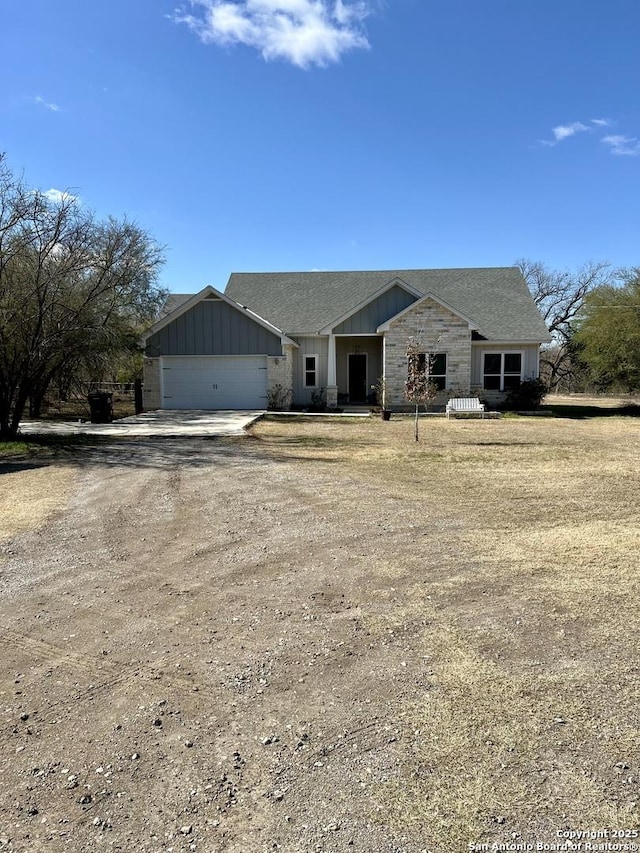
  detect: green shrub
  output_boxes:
[504,378,547,410]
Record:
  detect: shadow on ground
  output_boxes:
[0,460,50,476]
[542,403,640,419]
[0,434,336,470]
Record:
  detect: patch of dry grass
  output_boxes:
[0,466,76,543]
[253,414,640,848]
[383,627,639,848]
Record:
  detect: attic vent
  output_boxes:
[204,294,221,300]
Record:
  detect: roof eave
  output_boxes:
[471,337,553,346]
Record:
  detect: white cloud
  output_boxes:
[539,121,591,147]
[174,0,371,68]
[551,121,590,142]
[43,188,78,204]
[602,134,640,156]
[539,117,640,157]
[34,95,61,112]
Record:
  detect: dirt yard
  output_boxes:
[1,413,639,852]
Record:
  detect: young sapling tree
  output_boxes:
[405,337,441,441]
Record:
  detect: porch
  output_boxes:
[328,335,383,406]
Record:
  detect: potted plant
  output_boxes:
[373,377,391,420]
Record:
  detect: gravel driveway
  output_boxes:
[0,436,427,853]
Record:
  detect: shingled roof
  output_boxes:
[224,267,551,342]
[159,293,192,318]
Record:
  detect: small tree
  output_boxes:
[405,338,439,442]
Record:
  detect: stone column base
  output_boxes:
[326,385,338,408]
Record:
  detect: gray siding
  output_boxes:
[333,286,418,334]
[471,344,540,386]
[146,298,283,357]
[291,335,383,404]
[292,336,329,404]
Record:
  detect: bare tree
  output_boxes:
[516,258,613,390]
[405,337,439,442]
[0,155,165,437]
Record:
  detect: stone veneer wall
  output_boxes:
[266,344,295,408]
[470,387,505,408]
[384,299,472,409]
[142,357,162,410]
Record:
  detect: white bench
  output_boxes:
[446,397,486,419]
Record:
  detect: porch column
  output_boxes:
[326,334,338,408]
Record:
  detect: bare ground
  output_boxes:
[1,414,639,853]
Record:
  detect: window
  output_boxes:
[483,352,522,391]
[304,355,318,388]
[416,352,447,391]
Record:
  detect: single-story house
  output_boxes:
[142,267,552,411]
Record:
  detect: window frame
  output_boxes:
[303,354,319,389]
[416,351,447,391]
[483,351,523,391]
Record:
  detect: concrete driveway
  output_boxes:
[18,409,264,437]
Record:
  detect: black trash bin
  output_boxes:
[87,391,114,424]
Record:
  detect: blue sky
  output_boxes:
[2,0,639,293]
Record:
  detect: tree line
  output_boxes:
[0,155,166,438]
[517,259,640,395]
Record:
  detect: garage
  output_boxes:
[143,287,296,412]
[161,355,268,410]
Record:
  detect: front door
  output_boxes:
[348,354,367,402]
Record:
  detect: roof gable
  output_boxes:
[321,279,421,334]
[145,285,296,347]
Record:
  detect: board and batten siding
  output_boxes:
[292,336,329,403]
[333,285,418,334]
[146,297,283,357]
[470,344,540,387]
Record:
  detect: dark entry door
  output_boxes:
[348,354,367,402]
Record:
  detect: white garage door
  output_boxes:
[161,356,268,409]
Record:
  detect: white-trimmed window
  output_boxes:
[483,352,522,391]
[303,355,318,388]
[417,352,447,391]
